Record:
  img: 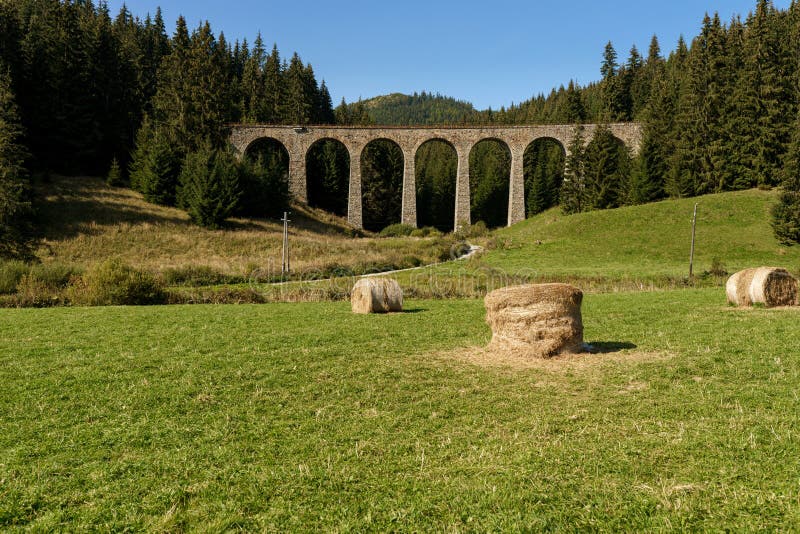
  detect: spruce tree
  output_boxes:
[178,143,241,229]
[561,127,586,215]
[583,126,628,210]
[263,45,283,123]
[0,64,31,259]
[237,153,290,219]
[772,113,800,245]
[283,53,313,124]
[241,33,266,122]
[106,157,123,186]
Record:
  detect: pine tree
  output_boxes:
[237,152,290,219]
[106,157,123,186]
[283,53,313,124]
[178,143,241,229]
[316,80,335,124]
[583,126,628,210]
[307,140,349,215]
[561,127,586,215]
[720,15,757,190]
[772,112,800,244]
[0,63,31,259]
[240,33,265,122]
[131,122,181,206]
[263,44,283,123]
[563,80,586,123]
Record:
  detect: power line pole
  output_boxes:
[281,211,291,276]
[689,203,698,278]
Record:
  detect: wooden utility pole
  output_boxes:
[281,212,291,276]
[689,203,698,278]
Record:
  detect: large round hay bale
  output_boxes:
[726,268,758,306]
[351,278,403,314]
[727,267,798,307]
[484,283,584,358]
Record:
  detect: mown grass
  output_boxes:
[2,288,800,530]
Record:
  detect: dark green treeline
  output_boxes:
[2,0,800,241]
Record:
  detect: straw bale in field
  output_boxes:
[485,284,584,358]
[726,267,798,307]
[351,278,403,314]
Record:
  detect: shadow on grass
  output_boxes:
[586,341,637,354]
[402,308,427,314]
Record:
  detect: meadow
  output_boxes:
[2,289,800,530]
[3,177,800,529]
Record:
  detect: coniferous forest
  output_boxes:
[1,0,800,252]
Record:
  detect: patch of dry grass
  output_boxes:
[33,176,451,277]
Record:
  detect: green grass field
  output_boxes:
[3,289,800,530]
[490,189,800,278]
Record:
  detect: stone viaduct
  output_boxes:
[229,123,643,230]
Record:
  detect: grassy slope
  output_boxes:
[2,290,800,529]
[33,177,800,286]
[487,189,800,278]
[32,176,448,276]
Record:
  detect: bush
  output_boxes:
[68,259,166,306]
[29,262,81,288]
[708,257,728,277]
[379,223,416,237]
[410,226,443,238]
[14,273,63,307]
[0,259,27,294]
[455,221,490,240]
[0,261,79,295]
[162,265,240,286]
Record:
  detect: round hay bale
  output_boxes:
[351,278,403,314]
[727,267,799,307]
[726,268,758,307]
[484,283,584,358]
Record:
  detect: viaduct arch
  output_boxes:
[229,123,643,230]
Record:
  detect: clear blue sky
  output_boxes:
[106,0,792,110]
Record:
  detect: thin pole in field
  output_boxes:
[281,211,291,276]
[689,203,698,278]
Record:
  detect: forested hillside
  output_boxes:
[1,0,799,252]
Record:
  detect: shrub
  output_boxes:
[29,262,80,288]
[0,259,26,294]
[410,226,443,238]
[708,257,728,277]
[162,265,239,287]
[0,261,79,295]
[68,259,166,306]
[455,221,490,240]
[14,273,63,307]
[379,223,416,237]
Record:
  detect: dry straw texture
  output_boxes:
[351,278,403,314]
[484,283,584,359]
[726,267,798,307]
